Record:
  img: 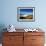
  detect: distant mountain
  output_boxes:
[20,15,33,19]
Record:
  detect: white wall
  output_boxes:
[0,0,46,29]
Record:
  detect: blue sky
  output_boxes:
[20,9,33,15]
[20,9,33,12]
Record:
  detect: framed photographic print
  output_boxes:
[17,7,35,22]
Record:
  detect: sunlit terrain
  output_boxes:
[20,15,33,19]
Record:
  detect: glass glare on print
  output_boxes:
[17,7,35,22]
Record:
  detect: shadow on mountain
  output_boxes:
[20,15,33,19]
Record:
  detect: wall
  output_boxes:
[0,0,46,29]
